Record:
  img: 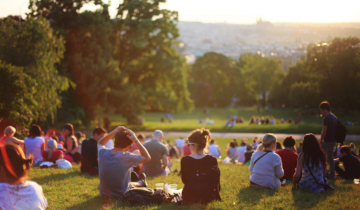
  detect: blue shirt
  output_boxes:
[323,113,337,142]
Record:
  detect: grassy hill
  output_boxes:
[28,138,360,209]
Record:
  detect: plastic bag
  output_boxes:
[222,157,231,164]
[56,159,72,169]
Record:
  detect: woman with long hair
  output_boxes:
[293,134,327,192]
[24,124,45,161]
[181,128,221,204]
[0,143,48,209]
[63,123,80,162]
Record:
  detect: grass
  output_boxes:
[93,107,360,135]
[28,138,360,210]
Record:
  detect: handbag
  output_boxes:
[305,157,335,191]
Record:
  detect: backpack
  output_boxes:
[335,120,347,144]
[123,187,174,205]
[182,166,221,205]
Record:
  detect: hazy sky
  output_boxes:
[2,0,360,24]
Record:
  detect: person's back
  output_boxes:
[81,138,98,175]
[276,149,298,180]
[228,147,237,161]
[208,144,220,158]
[249,151,283,189]
[24,136,44,161]
[340,154,360,179]
[237,144,246,162]
[143,140,169,176]
[323,112,337,142]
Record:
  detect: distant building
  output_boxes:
[256,17,273,28]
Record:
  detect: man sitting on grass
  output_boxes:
[334,146,360,180]
[143,130,169,177]
[276,136,298,181]
[98,126,151,198]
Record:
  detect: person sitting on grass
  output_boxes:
[0,143,48,210]
[143,130,169,177]
[42,139,73,163]
[24,124,45,162]
[181,128,221,204]
[227,141,237,162]
[293,134,327,193]
[276,142,282,151]
[129,134,145,153]
[334,146,360,180]
[276,136,298,181]
[350,143,357,156]
[183,141,191,157]
[243,144,254,165]
[249,134,284,189]
[80,127,107,176]
[98,126,151,198]
[236,140,247,163]
[0,126,24,146]
[63,123,80,163]
[208,139,221,158]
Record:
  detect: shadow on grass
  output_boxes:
[290,186,334,208]
[31,170,94,185]
[237,186,276,205]
[65,195,104,210]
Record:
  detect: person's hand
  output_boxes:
[293,176,299,187]
[125,129,138,143]
[114,126,126,133]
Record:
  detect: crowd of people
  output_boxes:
[1,101,360,209]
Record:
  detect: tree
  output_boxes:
[239,53,285,106]
[190,52,240,107]
[113,0,194,123]
[0,17,69,127]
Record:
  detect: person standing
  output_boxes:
[319,101,337,181]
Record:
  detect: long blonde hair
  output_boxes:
[47,139,57,160]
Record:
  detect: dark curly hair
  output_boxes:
[188,128,211,154]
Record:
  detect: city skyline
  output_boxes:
[2,0,360,24]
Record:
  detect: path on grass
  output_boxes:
[139,131,360,141]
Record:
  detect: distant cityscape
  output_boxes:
[176,19,360,70]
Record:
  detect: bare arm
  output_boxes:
[126,129,151,164]
[293,153,304,186]
[98,126,125,146]
[162,154,168,167]
[320,125,327,142]
[9,137,24,145]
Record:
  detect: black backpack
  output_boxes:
[335,120,347,144]
[123,187,174,205]
[182,166,221,205]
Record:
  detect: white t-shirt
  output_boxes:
[24,137,45,161]
[174,138,185,148]
[105,140,114,149]
[237,146,246,162]
[208,144,220,158]
[249,151,284,189]
[0,181,48,210]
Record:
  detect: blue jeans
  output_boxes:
[321,142,335,180]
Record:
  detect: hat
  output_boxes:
[262,133,277,145]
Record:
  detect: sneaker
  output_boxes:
[139,173,148,188]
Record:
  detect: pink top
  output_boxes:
[183,145,191,157]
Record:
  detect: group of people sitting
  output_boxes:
[250,116,276,125]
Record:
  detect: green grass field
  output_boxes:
[28,138,360,209]
[94,107,360,135]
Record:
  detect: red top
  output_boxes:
[42,150,63,163]
[276,149,298,180]
[183,145,191,157]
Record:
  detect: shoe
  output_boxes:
[139,173,148,188]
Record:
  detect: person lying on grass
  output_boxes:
[0,143,48,210]
[98,126,151,198]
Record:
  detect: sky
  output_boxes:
[2,0,360,24]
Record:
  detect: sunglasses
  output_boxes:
[187,142,197,146]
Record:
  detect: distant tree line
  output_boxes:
[1,0,359,130]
